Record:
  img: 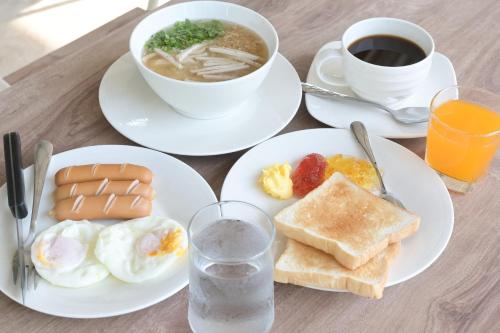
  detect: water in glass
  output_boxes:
[188,219,274,333]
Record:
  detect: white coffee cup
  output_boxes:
[315,17,435,105]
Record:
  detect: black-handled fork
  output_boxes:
[3,132,28,304]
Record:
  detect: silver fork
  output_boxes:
[12,140,53,290]
[302,82,429,125]
[350,121,405,209]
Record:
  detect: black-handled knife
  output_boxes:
[4,133,28,219]
[3,132,28,304]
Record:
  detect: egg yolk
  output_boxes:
[325,154,379,190]
[258,163,293,200]
[175,247,187,257]
[148,228,185,257]
[37,250,52,267]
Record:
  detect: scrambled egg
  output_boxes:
[325,154,379,191]
[259,163,293,200]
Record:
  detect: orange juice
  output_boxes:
[426,100,500,182]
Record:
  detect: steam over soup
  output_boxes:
[143,19,269,82]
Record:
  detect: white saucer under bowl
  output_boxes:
[306,41,457,138]
[99,53,301,156]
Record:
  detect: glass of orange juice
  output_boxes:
[426,86,500,192]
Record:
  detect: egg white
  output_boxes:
[94,216,187,283]
[31,220,109,288]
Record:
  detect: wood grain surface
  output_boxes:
[0,1,499,332]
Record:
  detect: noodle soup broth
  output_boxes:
[143,20,269,82]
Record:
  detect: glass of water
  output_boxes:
[188,201,275,333]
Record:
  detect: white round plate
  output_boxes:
[221,129,454,290]
[0,145,216,318]
[306,41,457,138]
[99,53,301,156]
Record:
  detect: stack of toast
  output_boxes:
[274,172,420,299]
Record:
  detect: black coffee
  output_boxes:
[348,35,426,67]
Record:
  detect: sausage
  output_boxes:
[55,164,153,185]
[51,194,152,221]
[54,179,155,201]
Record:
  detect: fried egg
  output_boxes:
[94,216,187,283]
[31,220,109,288]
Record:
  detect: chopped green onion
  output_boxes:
[145,19,225,54]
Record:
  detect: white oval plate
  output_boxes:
[0,145,216,318]
[306,41,457,138]
[221,129,454,289]
[99,52,301,156]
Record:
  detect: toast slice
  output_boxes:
[274,172,419,269]
[275,239,400,299]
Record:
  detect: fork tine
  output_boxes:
[25,264,36,291]
[30,266,38,290]
[12,251,19,285]
[26,266,33,290]
[33,268,39,290]
[24,264,30,291]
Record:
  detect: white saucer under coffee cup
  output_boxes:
[315,17,435,105]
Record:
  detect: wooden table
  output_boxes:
[0,1,499,332]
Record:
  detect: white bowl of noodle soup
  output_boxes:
[130,1,279,119]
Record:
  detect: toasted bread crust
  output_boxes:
[275,218,418,270]
[275,240,400,299]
